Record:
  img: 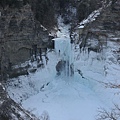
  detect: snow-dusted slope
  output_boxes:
[6,16,120,120]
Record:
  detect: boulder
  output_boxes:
[56,60,66,75]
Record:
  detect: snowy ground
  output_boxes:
[6,50,120,120]
[6,49,120,120]
[6,17,120,120]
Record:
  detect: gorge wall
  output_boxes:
[0,3,50,80]
[74,0,120,80]
[78,0,120,56]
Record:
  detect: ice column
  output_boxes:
[54,38,74,76]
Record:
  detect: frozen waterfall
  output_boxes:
[53,37,74,76]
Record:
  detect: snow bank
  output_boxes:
[78,8,102,29]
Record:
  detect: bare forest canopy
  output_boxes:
[0,0,103,28]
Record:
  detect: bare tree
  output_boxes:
[97,105,120,120]
[40,111,50,120]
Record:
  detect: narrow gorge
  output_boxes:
[0,0,120,120]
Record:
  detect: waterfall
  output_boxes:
[53,37,74,77]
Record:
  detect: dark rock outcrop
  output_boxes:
[0,83,40,120]
[56,60,66,75]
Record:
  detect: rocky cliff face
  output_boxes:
[78,0,120,55]
[75,0,120,80]
[0,4,50,80]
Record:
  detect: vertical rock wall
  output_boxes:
[0,4,49,80]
